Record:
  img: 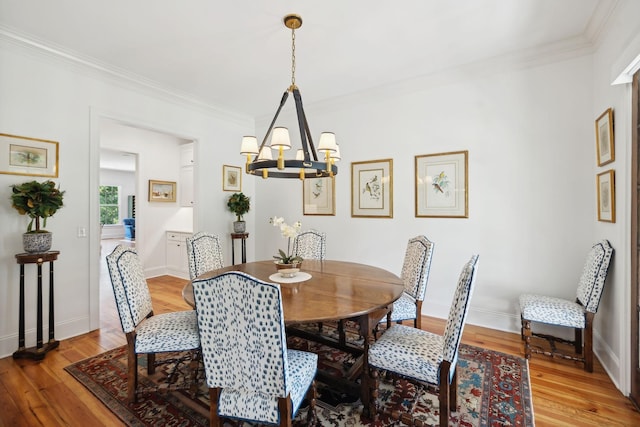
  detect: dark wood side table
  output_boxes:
[230,233,248,265]
[13,251,60,360]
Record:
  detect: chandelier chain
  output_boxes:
[290,26,296,87]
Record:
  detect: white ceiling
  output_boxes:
[0,0,615,118]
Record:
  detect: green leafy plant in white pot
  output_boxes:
[226,192,250,233]
[11,180,65,253]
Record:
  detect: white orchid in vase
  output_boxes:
[269,216,303,265]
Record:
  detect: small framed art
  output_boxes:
[148,180,177,202]
[303,176,335,215]
[597,169,615,223]
[595,108,614,166]
[415,150,468,218]
[0,133,59,177]
[351,158,393,218]
[223,165,242,191]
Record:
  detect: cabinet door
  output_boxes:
[166,238,184,272]
[180,166,194,207]
[180,144,194,167]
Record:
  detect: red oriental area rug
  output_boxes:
[65,341,534,426]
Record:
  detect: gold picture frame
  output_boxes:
[415,151,468,218]
[0,133,59,177]
[303,177,335,215]
[148,180,177,202]
[222,165,242,192]
[597,169,615,223]
[351,158,393,218]
[595,108,614,166]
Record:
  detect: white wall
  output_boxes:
[590,0,640,397]
[0,35,254,358]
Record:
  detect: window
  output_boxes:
[100,185,120,225]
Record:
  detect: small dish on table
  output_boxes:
[279,268,299,278]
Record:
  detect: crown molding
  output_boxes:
[0,26,253,127]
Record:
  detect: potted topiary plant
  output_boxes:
[226,192,250,233]
[11,180,65,253]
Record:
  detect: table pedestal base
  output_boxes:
[13,339,59,361]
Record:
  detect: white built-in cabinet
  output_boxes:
[166,231,193,278]
[180,143,194,207]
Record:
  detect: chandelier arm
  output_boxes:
[292,88,313,164]
[256,91,290,156]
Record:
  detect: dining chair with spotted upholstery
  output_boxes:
[192,271,318,426]
[106,245,201,403]
[185,231,224,280]
[367,255,479,427]
[519,240,613,372]
[378,235,434,332]
[292,229,326,260]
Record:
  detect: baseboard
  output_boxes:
[0,316,91,359]
[593,330,622,392]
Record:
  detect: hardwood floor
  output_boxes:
[1,245,638,425]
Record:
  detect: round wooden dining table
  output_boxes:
[182,259,403,412]
[183,259,403,324]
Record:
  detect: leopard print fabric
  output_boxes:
[519,240,613,327]
[186,232,224,280]
[292,230,326,260]
[369,255,479,383]
[192,272,317,424]
[106,245,200,351]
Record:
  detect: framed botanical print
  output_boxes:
[595,108,614,166]
[303,176,335,215]
[0,133,59,177]
[351,158,393,218]
[223,164,242,191]
[597,169,615,223]
[415,150,468,218]
[148,180,177,202]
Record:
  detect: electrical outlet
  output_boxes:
[78,227,87,238]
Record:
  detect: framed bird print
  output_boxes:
[351,158,393,218]
[303,176,335,215]
[595,108,614,166]
[597,169,615,223]
[415,151,468,218]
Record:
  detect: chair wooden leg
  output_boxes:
[125,333,138,403]
[305,380,318,425]
[439,361,452,427]
[584,313,594,372]
[523,319,532,360]
[209,388,222,427]
[415,301,423,329]
[365,366,380,420]
[278,395,293,426]
[575,326,583,355]
[449,366,458,410]
[147,353,156,375]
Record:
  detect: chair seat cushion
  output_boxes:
[135,310,200,353]
[218,349,317,424]
[369,324,443,384]
[519,294,585,328]
[379,292,416,323]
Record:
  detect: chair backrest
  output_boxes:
[292,229,326,260]
[192,272,290,416]
[105,245,154,333]
[575,240,614,313]
[186,232,224,280]
[401,235,434,300]
[442,255,479,365]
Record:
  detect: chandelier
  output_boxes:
[240,14,339,179]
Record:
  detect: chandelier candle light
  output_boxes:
[240,14,340,180]
[270,216,303,268]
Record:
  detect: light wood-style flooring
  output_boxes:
[0,241,638,426]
